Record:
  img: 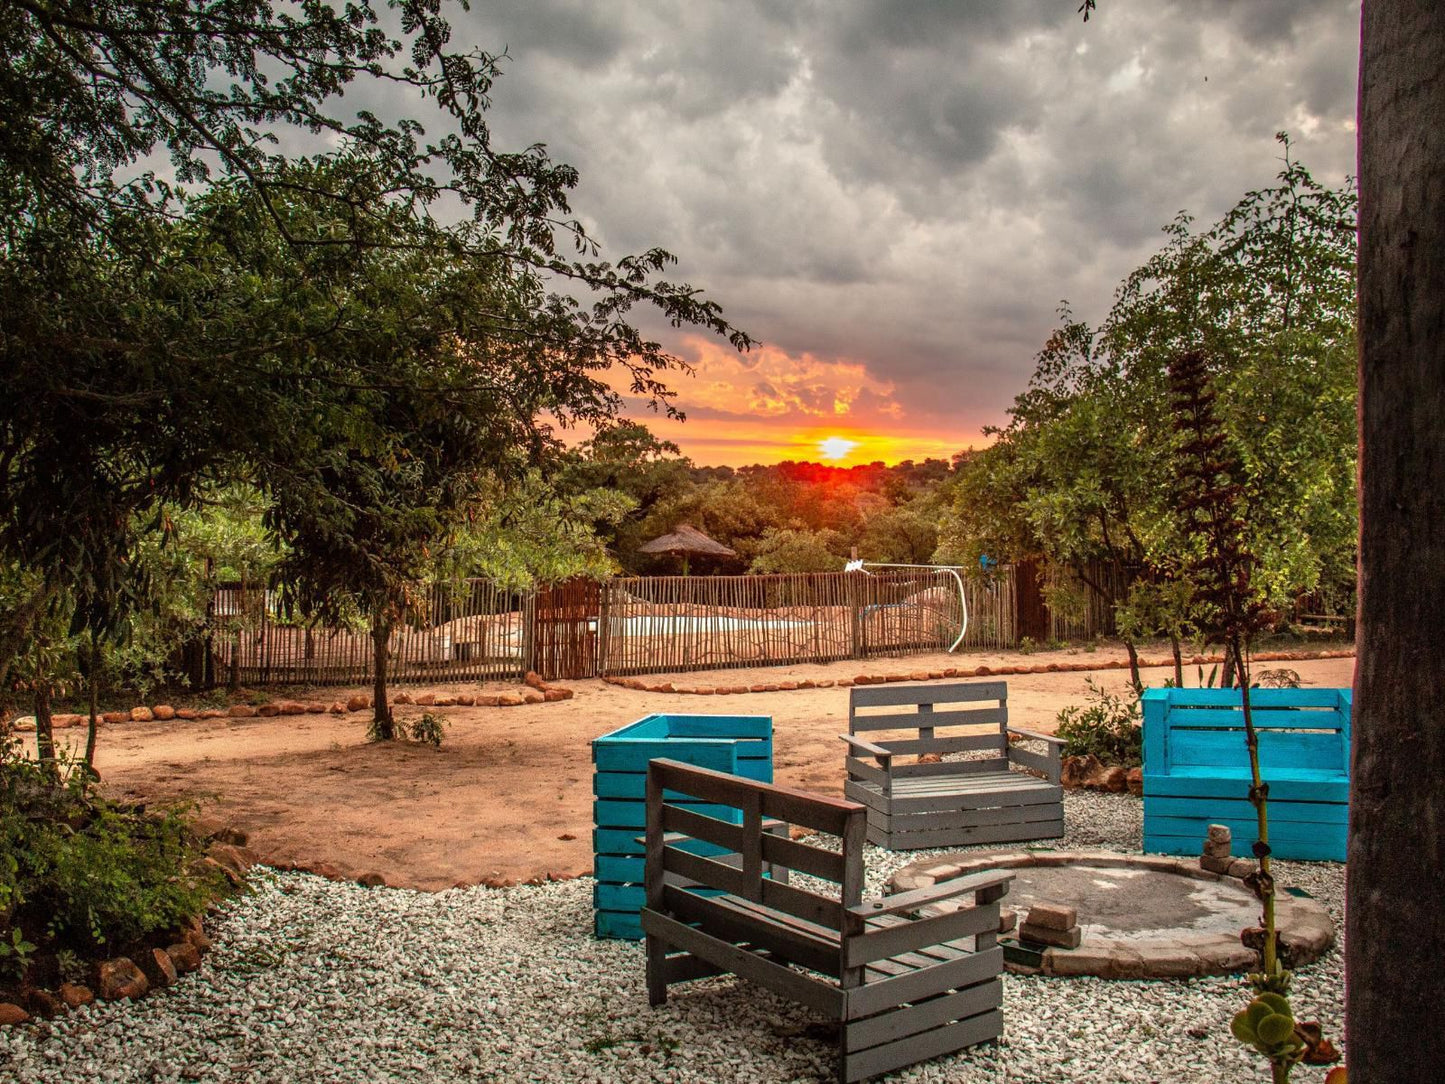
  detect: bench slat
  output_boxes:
[849,707,1007,733]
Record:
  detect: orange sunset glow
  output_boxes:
[609,335,995,467]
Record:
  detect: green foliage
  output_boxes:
[0,736,223,966]
[945,142,1358,652]
[1054,679,1143,767]
[407,712,447,749]
[0,927,37,984]
[1232,992,1307,1068]
[748,527,847,574]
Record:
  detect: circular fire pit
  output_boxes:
[890,850,1335,979]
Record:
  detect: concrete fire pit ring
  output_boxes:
[890,849,1335,979]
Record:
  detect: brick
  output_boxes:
[1203,838,1233,859]
[1019,922,1082,949]
[1207,823,1232,843]
[1200,854,1234,874]
[1025,902,1077,931]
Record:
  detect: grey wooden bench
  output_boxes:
[642,757,1011,1083]
[842,681,1065,850]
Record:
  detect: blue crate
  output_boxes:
[591,713,773,939]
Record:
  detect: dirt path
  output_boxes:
[62,646,1354,889]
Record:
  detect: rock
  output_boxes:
[356,871,387,888]
[432,695,457,707]
[998,908,1017,934]
[102,711,130,724]
[749,684,769,693]
[179,915,213,952]
[1018,922,1083,948]
[1091,765,1128,793]
[277,700,308,716]
[1060,754,1102,788]
[454,694,475,706]
[346,695,370,712]
[138,946,178,988]
[1200,854,1235,874]
[917,752,943,764]
[0,1003,30,1026]
[211,825,248,847]
[524,671,547,690]
[392,693,414,706]
[1207,823,1233,843]
[495,692,525,707]
[910,671,931,681]
[1025,902,1078,931]
[474,694,501,707]
[13,716,37,731]
[836,678,854,688]
[96,957,149,1001]
[853,675,874,685]
[175,708,199,720]
[1203,837,1232,859]
[798,679,816,689]
[165,942,202,974]
[151,704,176,721]
[305,701,328,714]
[228,705,257,718]
[1227,859,1257,878]
[413,692,436,706]
[51,713,81,729]
[130,706,154,722]
[328,701,347,714]
[974,666,993,676]
[23,988,62,1018]
[58,983,94,1009]
[694,687,716,695]
[520,689,545,705]
[543,689,571,702]
[256,703,281,717]
[816,679,835,688]
[777,681,799,691]
[207,842,257,880]
[198,709,227,720]
[1126,766,1144,796]
[885,673,908,682]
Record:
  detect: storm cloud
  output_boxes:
[439,0,1360,462]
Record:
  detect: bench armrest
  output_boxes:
[840,733,893,765]
[1006,726,1065,746]
[848,870,1013,919]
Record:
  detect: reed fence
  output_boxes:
[203,563,1091,686]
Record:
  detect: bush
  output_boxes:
[1054,679,1143,767]
[407,711,446,748]
[0,732,226,989]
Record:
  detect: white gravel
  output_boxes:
[0,792,1345,1083]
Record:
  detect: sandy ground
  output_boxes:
[55,645,1354,890]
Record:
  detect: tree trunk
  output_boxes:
[228,628,241,693]
[1170,634,1183,688]
[371,615,394,740]
[33,683,55,767]
[1123,639,1141,689]
[1350,2,1445,1078]
[84,638,100,776]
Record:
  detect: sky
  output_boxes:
[442,1,1361,467]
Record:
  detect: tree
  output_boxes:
[1,1,751,752]
[1349,2,1445,1078]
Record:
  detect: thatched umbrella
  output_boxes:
[637,523,737,575]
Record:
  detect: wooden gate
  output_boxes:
[531,577,601,680]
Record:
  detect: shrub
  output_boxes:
[1054,679,1143,767]
[0,732,226,984]
[406,711,446,748]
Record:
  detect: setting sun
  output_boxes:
[818,436,859,460]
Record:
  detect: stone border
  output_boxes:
[890,849,1336,979]
[8,672,575,733]
[602,648,1355,696]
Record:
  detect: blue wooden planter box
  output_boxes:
[1142,687,1351,862]
[591,713,773,939]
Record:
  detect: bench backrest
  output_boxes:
[850,681,1010,771]
[645,758,866,934]
[1142,687,1352,775]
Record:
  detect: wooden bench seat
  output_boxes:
[642,758,1012,1083]
[842,682,1065,850]
[1142,687,1351,861]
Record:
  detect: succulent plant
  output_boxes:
[1230,992,1306,1061]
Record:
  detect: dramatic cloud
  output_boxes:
[452,0,1360,463]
